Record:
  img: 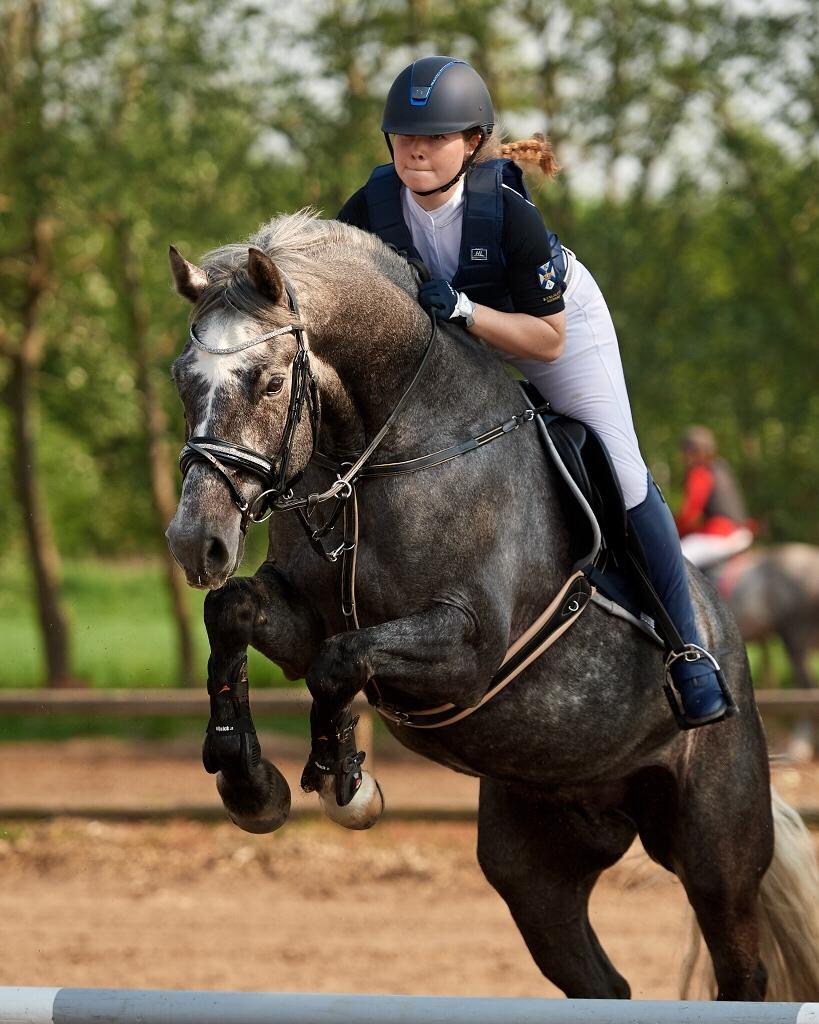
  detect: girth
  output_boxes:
[375,572,594,729]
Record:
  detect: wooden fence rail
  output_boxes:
[0,688,817,718]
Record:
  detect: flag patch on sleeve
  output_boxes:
[537,260,557,291]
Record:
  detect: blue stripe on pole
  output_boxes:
[0,989,816,1024]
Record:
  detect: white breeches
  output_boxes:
[680,529,754,570]
[505,255,648,509]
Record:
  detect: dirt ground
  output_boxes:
[1,734,817,1000]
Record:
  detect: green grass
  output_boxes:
[3,555,805,689]
[746,639,819,689]
[0,549,288,690]
[0,712,311,744]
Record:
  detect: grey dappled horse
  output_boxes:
[165,212,819,1001]
[714,544,819,689]
[716,544,819,761]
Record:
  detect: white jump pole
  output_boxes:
[1,989,818,1024]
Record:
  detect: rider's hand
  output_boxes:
[415,278,472,321]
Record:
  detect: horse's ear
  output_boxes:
[169,245,208,303]
[247,246,284,305]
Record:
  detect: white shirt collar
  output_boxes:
[400,178,466,281]
[404,178,465,228]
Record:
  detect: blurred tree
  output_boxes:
[0,0,73,685]
[51,0,307,685]
[0,0,302,685]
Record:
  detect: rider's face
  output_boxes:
[391,132,476,196]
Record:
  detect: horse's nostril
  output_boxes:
[204,535,230,573]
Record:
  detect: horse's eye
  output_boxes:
[265,375,285,396]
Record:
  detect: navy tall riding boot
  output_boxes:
[627,475,730,727]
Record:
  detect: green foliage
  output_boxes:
[1,0,818,685]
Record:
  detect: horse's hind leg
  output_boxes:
[635,722,773,999]
[202,562,321,834]
[780,623,819,689]
[477,778,637,998]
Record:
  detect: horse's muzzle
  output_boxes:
[165,511,244,589]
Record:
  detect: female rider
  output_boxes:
[337,55,729,728]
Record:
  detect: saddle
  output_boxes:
[518,380,659,639]
[523,387,624,560]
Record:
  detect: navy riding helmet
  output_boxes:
[382,56,495,195]
[382,56,495,137]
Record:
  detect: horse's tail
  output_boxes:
[681,788,819,1000]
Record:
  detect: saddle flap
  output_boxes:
[518,380,629,561]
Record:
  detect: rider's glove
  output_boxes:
[418,279,475,327]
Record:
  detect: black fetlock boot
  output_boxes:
[627,475,737,729]
[301,704,365,807]
[202,656,261,776]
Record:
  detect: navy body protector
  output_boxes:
[364,160,566,312]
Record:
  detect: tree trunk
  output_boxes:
[0,2,74,687]
[5,341,72,687]
[113,218,197,688]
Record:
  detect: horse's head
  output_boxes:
[165,243,318,588]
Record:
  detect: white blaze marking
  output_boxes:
[190,310,256,434]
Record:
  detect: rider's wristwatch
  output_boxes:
[455,292,476,329]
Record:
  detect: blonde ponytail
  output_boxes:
[473,130,560,180]
[498,134,560,179]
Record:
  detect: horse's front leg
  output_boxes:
[302,602,489,829]
[203,562,321,834]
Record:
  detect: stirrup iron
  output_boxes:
[663,644,738,731]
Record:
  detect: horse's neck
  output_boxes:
[303,265,458,455]
[304,260,573,577]
[313,316,525,461]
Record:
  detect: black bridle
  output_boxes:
[179,279,321,533]
[179,273,446,535]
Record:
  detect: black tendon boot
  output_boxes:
[202,656,261,776]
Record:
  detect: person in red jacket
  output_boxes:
[676,426,754,569]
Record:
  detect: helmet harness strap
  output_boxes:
[384,129,487,197]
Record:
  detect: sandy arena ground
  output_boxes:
[0,734,817,999]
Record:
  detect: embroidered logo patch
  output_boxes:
[470,247,488,261]
[538,260,557,291]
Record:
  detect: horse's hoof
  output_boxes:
[215,759,291,834]
[225,806,289,834]
[318,770,384,830]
